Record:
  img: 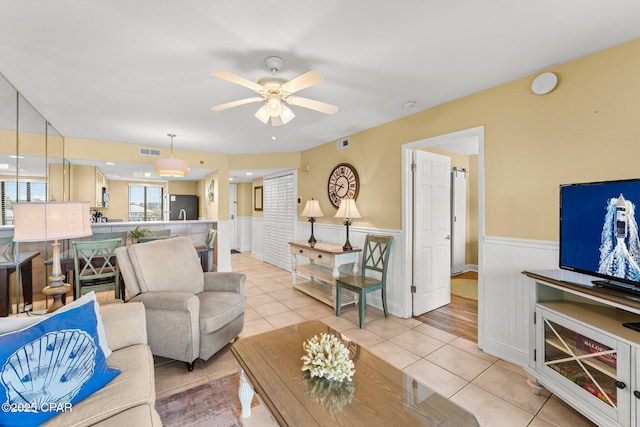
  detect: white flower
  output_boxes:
[301,333,355,383]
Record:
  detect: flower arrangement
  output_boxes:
[301,333,355,383]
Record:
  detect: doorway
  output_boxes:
[402,126,484,344]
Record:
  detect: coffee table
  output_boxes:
[231,320,479,426]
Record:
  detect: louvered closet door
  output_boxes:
[263,173,295,270]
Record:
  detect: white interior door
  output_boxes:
[229,184,237,251]
[413,150,451,315]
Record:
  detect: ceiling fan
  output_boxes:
[211,56,338,126]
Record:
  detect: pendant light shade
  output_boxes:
[154,133,189,177]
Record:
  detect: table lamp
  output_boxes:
[335,198,361,251]
[13,202,92,312]
[301,199,324,247]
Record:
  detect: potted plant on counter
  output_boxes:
[127,226,150,244]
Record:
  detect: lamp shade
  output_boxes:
[301,199,324,218]
[13,202,93,242]
[334,198,362,219]
[154,157,190,177]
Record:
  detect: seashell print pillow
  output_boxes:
[0,300,120,426]
[0,292,112,359]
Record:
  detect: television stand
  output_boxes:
[592,279,640,296]
[523,269,640,427]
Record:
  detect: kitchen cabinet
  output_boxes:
[524,270,640,427]
[70,165,108,208]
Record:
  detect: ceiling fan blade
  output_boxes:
[211,97,264,111]
[281,71,324,94]
[211,70,263,92]
[286,96,338,115]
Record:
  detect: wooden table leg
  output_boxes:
[20,261,33,309]
[238,368,254,418]
[0,269,9,317]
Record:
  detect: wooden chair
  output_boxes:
[72,238,122,300]
[92,231,127,245]
[335,234,393,328]
[205,229,217,272]
[0,235,14,259]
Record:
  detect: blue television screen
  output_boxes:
[560,179,640,290]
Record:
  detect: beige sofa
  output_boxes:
[44,302,161,426]
[116,236,246,370]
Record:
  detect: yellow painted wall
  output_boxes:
[167,181,198,195]
[236,182,252,217]
[299,38,640,242]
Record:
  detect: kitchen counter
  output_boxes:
[90,219,214,227]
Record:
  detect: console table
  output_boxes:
[289,241,361,308]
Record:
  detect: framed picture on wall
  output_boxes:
[254,186,263,211]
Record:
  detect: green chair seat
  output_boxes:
[336,234,393,329]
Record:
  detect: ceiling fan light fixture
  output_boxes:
[154,133,189,178]
[280,104,295,124]
[267,95,282,117]
[255,105,270,124]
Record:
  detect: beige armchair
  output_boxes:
[116,236,246,370]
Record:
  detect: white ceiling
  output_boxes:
[1,1,639,166]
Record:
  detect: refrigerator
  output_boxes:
[163,194,198,221]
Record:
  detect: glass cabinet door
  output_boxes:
[537,307,630,425]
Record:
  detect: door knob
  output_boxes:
[445,235,451,240]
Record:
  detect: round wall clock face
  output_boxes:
[327,163,359,209]
[208,180,215,203]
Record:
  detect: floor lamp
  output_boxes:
[301,199,324,247]
[335,198,362,251]
[13,202,92,313]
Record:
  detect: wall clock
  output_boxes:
[208,179,215,203]
[327,163,359,209]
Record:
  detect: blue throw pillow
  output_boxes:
[0,301,120,426]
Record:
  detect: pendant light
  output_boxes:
[154,133,189,177]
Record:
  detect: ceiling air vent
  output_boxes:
[139,147,161,157]
[336,138,350,150]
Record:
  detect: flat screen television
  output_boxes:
[560,178,640,295]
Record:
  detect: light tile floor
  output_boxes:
[32,251,596,426]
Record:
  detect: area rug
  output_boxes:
[451,278,478,300]
[155,373,258,427]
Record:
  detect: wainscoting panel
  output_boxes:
[251,217,264,261]
[215,220,233,272]
[481,236,558,366]
[236,216,252,252]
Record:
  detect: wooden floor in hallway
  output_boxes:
[413,271,478,342]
